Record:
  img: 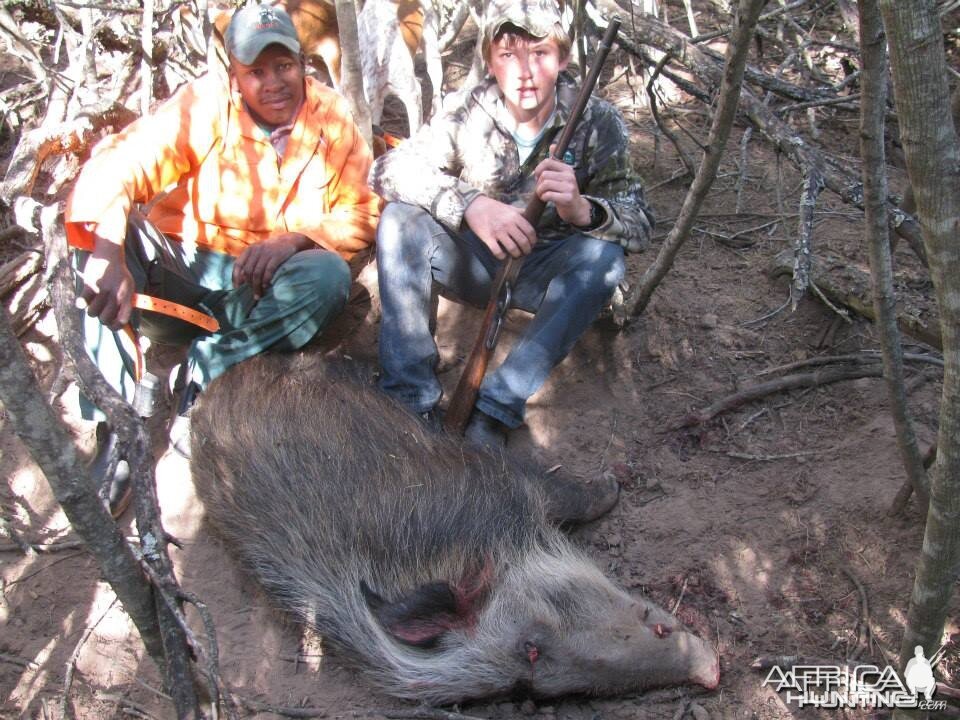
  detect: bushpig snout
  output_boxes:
[190,353,720,703]
[496,564,719,700]
[633,599,720,690]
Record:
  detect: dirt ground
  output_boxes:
[2,3,960,719]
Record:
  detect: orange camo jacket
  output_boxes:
[66,73,380,260]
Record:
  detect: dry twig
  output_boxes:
[231,696,329,718]
[383,709,487,720]
[716,448,833,461]
[756,352,943,377]
[750,654,835,670]
[647,53,698,176]
[0,538,86,553]
[692,0,810,44]
[769,249,940,350]
[676,365,884,428]
[0,514,35,555]
[889,442,938,516]
[126,541,237,720]
[789,168,824,308]
[839,566,871,661]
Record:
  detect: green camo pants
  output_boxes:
[77,212,351,420]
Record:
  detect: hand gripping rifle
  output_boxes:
[444,17,622,435]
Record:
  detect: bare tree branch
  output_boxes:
[334,0,372,146]
[878,0,960,687]
[0,266,168,677]
[600,3,931,267]
[857,0,929,511]
[42,207,203,718]
[790,167,823,308]
[140,0,154,115]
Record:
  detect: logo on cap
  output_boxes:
[225,2,301,65]
[258,6,280,29]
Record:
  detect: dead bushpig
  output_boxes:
[189,353,720,704]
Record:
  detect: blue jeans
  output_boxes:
[376,202,625,428]
[78,213,351,420]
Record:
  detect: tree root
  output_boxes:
[676,365,883,428]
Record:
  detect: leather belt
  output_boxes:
[132,293,220,333]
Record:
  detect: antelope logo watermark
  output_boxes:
[762,646,948,711]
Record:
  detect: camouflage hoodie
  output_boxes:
[369,72,654,253]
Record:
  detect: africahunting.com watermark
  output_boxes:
[762,646,948,711]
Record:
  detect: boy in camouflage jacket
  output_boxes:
[370,0,654,449]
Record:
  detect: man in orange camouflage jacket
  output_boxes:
[65,3,379,515]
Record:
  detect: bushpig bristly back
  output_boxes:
[190,353,719,704]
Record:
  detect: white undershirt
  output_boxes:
[509,103,558,165]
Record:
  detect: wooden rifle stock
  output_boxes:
[444,18,622,434]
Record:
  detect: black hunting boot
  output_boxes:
[464,409,509,452]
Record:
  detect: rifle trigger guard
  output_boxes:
[485,282,513,350]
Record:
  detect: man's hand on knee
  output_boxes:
[463,195,536,260]
[80,238,136,331]
[233,232,314,299]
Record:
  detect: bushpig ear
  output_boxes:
[360,580,472,648]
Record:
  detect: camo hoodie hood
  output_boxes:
[369,72,654,252]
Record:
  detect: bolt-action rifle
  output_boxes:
[444,17,622,435]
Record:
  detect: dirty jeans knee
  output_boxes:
[477,237,626,428]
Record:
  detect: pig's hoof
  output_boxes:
[540,472,620,525]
